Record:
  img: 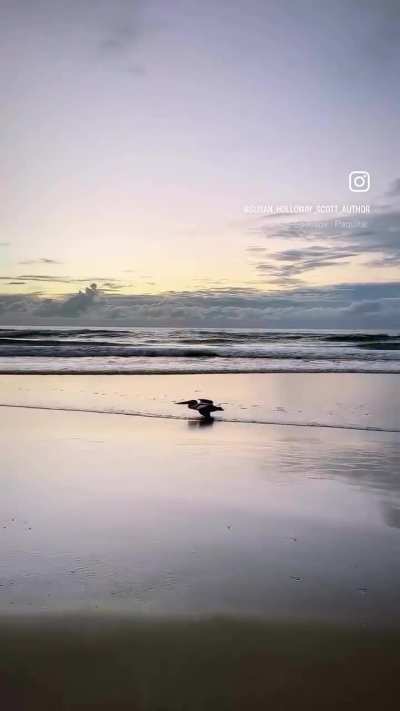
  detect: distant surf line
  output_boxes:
[1,402,399,434]
[1,367,400,375]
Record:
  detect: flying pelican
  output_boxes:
[176,398,224,420]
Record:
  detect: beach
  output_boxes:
[1,372,400,708]
[3,0,400,703]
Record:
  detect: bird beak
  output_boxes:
[176,400,191,405]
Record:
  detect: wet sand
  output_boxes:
[1,374,400,708]
[2,615,400,710]
[1,371,399,431]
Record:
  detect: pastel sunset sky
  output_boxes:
[1,0,399,326]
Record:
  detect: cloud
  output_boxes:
[0,274,131,286]
[99,23,143,54]
[101,281,126,292]
[96,0,159,74]
[5,1,152,77]
[247,208,400,285]
[385,178,400,197]
[36,283,99,318]
[18,258,63,265]
[1,281,399,328]
[253,245,357,284]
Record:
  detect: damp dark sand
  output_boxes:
[1,375,400,709]
[2,615,400,710]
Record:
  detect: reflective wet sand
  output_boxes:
[1,406,400,621]
[1,371,399,430]
[1,375,400,708]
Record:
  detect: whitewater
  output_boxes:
[0,327,399,374]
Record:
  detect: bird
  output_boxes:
[176,398,224,420]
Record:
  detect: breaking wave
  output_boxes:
[0,327,399,374]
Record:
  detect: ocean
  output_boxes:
[0,327,399,374]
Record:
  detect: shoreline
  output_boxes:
[1,367,400,374]
[1,371,399,432]
[1,401,399,433]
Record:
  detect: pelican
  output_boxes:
[176,398,224,420]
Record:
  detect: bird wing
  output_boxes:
[197,405,210,415]
[197,404,211,414]
[198,398,214,405]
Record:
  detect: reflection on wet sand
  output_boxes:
[1,406,399,624]
[187,417,215,428]
[1,394,400,709]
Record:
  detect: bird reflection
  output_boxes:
[187,418,215,428]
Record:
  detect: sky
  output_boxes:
[0,0,399,327]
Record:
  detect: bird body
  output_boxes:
[176,398,224,419]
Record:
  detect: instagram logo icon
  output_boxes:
[349,171,370,192]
